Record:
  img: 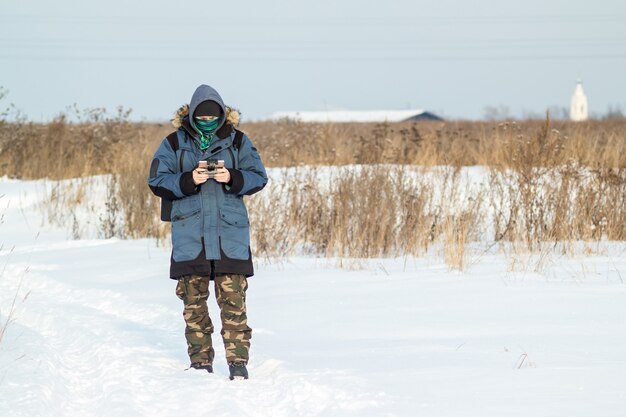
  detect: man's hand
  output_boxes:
[192,168,209,185]
[213,167,231,184]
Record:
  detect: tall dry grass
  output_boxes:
[244,164,487,273]
[247,118,626,168]
[487,117,625,250]
[3,114,624,178]
[0,109,624,269]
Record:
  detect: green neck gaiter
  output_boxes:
[193,117,220,150]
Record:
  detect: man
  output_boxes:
[148,84,267,380]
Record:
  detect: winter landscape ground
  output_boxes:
[1,173,625,417]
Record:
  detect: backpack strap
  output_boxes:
[166,131,180,152]
[166,130,189,173]
[160,130,185,222]
[233,129,244,151]
[229,129,244,170]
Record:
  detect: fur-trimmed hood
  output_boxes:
[171,103,240,129]
[171,84,241,140]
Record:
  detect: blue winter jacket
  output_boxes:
[148,85,267,271]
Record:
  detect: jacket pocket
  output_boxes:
[219,208,250,260]
[171,197,201,222]
[171,197,202,261]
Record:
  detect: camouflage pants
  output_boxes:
[175,273,251,366]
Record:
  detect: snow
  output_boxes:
[268,109,428,123]
[1,177,626,417]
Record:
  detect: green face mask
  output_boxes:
[193,117,220,150]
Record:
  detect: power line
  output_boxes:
[1,53,625,62]
[2,37,626,46]
[1,13,626,25]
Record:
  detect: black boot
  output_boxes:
[228,362,249,380]
[190,362,213,373]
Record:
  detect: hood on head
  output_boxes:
[171,85,240,132]
[190,85,223,125]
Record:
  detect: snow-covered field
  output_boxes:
[1,177,625,417]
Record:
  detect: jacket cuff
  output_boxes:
[180,171,199,195]
[224,168,244,194]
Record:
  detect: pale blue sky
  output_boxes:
[1,0,625,121]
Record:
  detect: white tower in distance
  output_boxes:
[570,79,588,121]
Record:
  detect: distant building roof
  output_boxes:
[268,109,443,122]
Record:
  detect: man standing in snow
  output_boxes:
[147,84,268,380]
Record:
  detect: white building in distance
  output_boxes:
[570,80,588,121]
[268,109,443,122]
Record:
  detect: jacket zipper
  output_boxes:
[190,145,205,256]
[215,150,220,259]
[216,143,236,258]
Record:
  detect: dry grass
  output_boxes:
[248,118,626,168]
[0,109,624,269]
[3,114,624,178]
[248,166,457,258]
[487,117,625,250]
